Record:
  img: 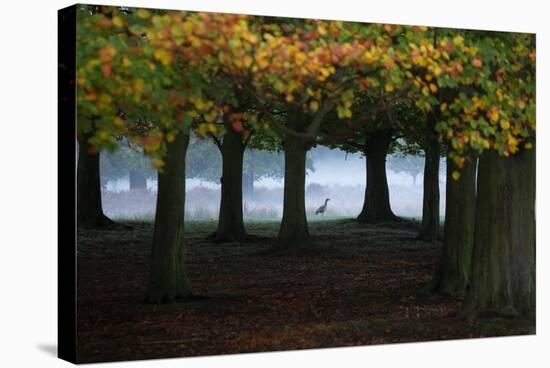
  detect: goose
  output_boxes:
[315,198,330,215]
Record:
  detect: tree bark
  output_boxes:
[357,130,397,223]
[145,131,192,303]
[432,153,477,296]
[77,137,113,228]
[215,123,247,242]
[129,169,147,190]
[418,116,441,241]
[460,147,535,319]
[276,109,311,250]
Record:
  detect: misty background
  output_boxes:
[100,139,446,221]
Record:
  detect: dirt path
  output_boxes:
[76,219,534,363]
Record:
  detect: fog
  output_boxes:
[102,145,446,221]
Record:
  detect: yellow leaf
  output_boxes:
[122,57,132,67]
[422,86,430,96]
[154,49,171,65]
[429,83,438,93]
[99,131,109,140]
[137,9,150,19]
[500,120,510,130]
[452,171,461,181]
[112,16,124,28]
[182,21,193,34]
[243,55,253,68]
[310,100,319,112]
[385,84,394,92]
[525,142,533,149]
[490,109,500,123]
[134,79,144,93]
[152,159,165,169]
[453,35,464,46]
[440,103,447,112]
[114,117,124,127]
[197,124,209,137]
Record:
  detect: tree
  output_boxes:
[317,95,401,224]
[187,115,309,242]
[100,140,155,190]
[187,133,310,199]
[77,136,114,228]
[428,152,477,296]
[357,128,398,223]
[211,109,249,242]
[430,32,536,317]
[77,6,536,312]
[417,112,441,241]
[387,153,424,185]
[460,147,535,318]
[76,7,229,301]
[225,22,419,249]
[146,131,192,302]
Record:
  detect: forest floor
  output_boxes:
[76,218,535,363]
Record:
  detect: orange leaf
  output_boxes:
[232,121,244,132]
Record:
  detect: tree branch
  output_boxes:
[306,99,335,136]
[242,85,318,140]
[209,133,222,151]
[243,129,255,148]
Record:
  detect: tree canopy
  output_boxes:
[77,5,535,175]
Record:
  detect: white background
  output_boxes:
[0,0,548,366]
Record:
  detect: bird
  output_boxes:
[315,198,330,215]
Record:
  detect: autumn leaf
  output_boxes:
[154,49,171,65]
[310,100,319,112]
[500,120,510,130]
[232,121,244,132]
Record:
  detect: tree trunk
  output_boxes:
[276,109,310,250]
[432,153,477,296]
[145,132,192,303]
[215,125,247,242]
[357,130,397,223]
[77,137,113,228]
[129,169,147,190]
[460,148,535,319]
[418,117,441,241]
